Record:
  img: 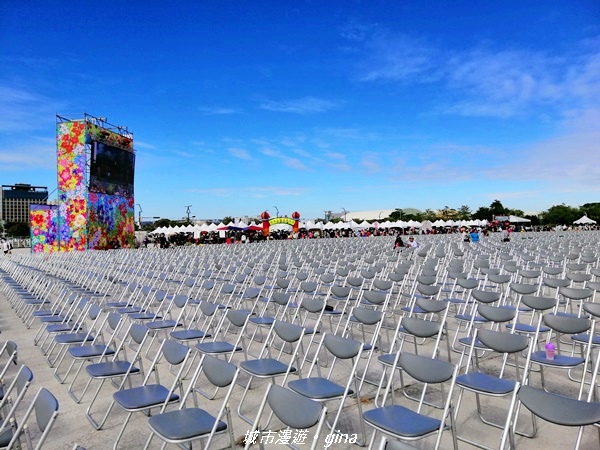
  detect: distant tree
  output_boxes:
[222,216,234,225]
[524,214,541,226]
[540,204,582,226]
[437,207,459,220]
[388,208,404,221]
[472,206,492,221]
[581,202,600,222]
[508,209,525,217]
[6,222,30,237]
[489,200,508,217]
[153,218,176,229]
[457,205,472,220]
[421,209,437,221]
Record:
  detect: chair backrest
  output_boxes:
[267,384,325,430]
[162,339,190,366]
[477,329,529,354]
[399,352,454,384]
[542,314,591,335]
[323,333,362,360]
[7,387,59,450]
[202,355,239,388]
[0,340,18,379]
[273,320,305,343]
[0,365,34,422]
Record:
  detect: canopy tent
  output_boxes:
[508,215,531,223]
[420,220,433,231]
[574,215,597,225]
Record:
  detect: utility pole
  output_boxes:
[185,205,192,223]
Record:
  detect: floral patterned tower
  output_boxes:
[30,116,135,253]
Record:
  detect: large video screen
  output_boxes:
[89,141,135,196]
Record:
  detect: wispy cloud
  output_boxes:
[198,106,242,115]
[346,25,600,119]
[487,108,600,185]
[134,141,155,149]
[0,84,66,132]
[260,96,340,114]
[0,142,56,171]
[228,147,252,160]
[260,147,309,171]
[355,31,438,83]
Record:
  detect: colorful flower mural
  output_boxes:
[32,118,135,253]
[56,120,87,251]
[30,205,59,253]
[88,193,135,249]
[86,123,133,150]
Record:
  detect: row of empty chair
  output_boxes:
[0,231,599,449]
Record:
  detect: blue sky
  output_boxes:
[1,1,599,221]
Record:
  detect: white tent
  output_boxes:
[574,215,597,225]
[508,215,531,223]
[420,220,433,231]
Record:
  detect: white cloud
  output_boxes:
[348,26,600,119]
[134,141,155,149]
[0,142,56,171]
[0,84,66,132]
[260,146,309,171]
[228,147,252,160]
[198,106,242,115]
[260,97,340,114]
[358,32,437,83]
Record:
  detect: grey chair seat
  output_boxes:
[69,344,115,358]
[378,353,397,366]
[32,310,56,317]
[170,329,208,341]
[506,323,549,333]
[117,307,143,314]
[40,315,69,323]
[288,377,352,400]
[147,320,178,330]
[113,384,179,410]
[148,408,227,441]
[240,358,296,377]
[518,385,600,426]
[572,333,600,345]
[530,351,584,367]
[54,333,94,344]
[129,312,161,321]
[46,323,80,333]
[195,342,241,354]
[458,336,487,349]
[401,306,427,314]
[23,298,49,305]
[456,372,516,395]
[455,314,487,323]
[249,317,274,326]
[106,301,129,308]
[363,404,442,437]
[86,361,140,378]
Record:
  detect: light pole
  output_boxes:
[273,206,280,218]
[341,207,348,222]
[378,211,383,220]
[136,204,142,227]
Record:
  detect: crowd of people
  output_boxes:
[142,224,527,249]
